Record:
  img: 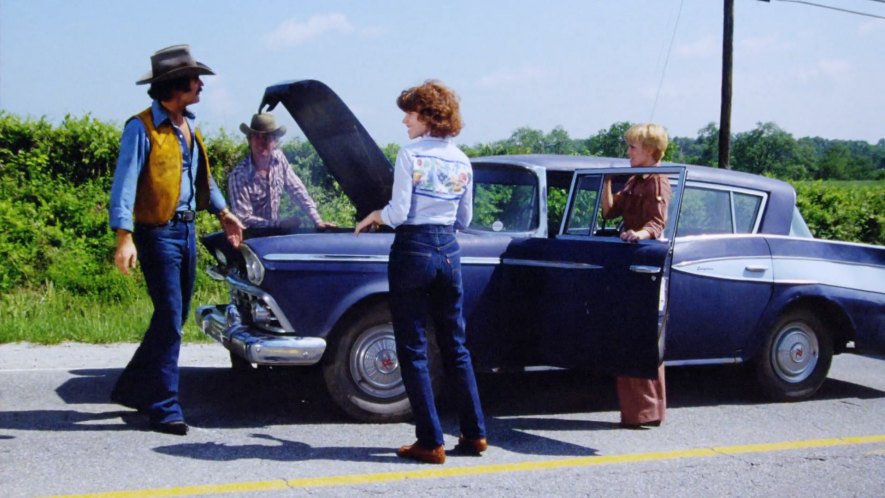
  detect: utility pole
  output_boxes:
[719,0,734,169]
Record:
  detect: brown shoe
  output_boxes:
[453,435,488,455]
[396,442,446,464]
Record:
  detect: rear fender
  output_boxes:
[746,286,855,360]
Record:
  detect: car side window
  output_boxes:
[677,187,733,236]
[733,192,763,233]
[471,165,539,233]
[563,172,679,239]
[563,174,601,236]
[676,185,765,236]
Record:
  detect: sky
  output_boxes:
[1,0,884,147]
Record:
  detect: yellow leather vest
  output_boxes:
[132,107,212,225]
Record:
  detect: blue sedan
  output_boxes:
[197,80,885,422]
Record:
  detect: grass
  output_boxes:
[0,282,225,344]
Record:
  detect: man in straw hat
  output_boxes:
[228,112,335,235]
[108,44,244,436]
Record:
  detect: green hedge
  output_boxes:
[0,111,881,343]
[792,180,883,246]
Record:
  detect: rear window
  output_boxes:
[789,207,814,238]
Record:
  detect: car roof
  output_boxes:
[473,153,795,194]
[472,154,798,234]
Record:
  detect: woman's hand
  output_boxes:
[354,210,383,235]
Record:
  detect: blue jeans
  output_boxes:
[388,224,486,448]
[112,219,196,424]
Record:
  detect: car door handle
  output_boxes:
[745,265,769,272]
[629,265,661,274]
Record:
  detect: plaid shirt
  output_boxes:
[227,149,322,228]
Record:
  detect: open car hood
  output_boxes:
[259,80,393,219]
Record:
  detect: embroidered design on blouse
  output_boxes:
[411,155,471,200]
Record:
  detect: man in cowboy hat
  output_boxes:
[108,44,244,436]
[228,112,335,235]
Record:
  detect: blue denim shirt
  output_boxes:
[108,100,227,232]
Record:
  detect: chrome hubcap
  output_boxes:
[350,324,403,399]
[772,321,819,383]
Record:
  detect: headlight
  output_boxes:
[240,244,265,285]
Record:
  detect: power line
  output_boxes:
[650,0,685,122]
[769,0,885,19]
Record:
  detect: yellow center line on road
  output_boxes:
[51,434,885,498]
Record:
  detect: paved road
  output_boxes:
[1,343,883,497]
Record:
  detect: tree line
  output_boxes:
[462,121,884,181]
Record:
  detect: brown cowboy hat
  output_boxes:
[136,44,215,85]
[240,113,286,138]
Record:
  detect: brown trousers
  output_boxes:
[616,364,666,425]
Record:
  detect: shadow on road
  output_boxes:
[0,362,881,439]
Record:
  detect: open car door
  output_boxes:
[535,167,684,378]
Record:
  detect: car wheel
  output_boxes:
[754,310,833,401]
[322,306,416,422]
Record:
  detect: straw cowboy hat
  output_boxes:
[240,113,287,138]
[136,44,215,85]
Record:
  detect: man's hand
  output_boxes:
[315,220,337,232]
[114,230,137,275]
[219,209,246,249]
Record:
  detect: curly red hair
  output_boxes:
[396,80,463,137]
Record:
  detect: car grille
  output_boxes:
[227,281,290,334]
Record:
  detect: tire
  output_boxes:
[324,305,441,423]
[754,310,833,401]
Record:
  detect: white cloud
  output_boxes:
[476,65,545,89]
[263,14,354,49]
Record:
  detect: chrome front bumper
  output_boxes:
[195,305,326,366]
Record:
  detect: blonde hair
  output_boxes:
[624,123,669,162]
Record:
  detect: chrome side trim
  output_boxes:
[664,357,743,366]
[773,257,885,294]
[672,256,774,283]
[263,253,501,265]
[225,277,296,332]
[196,305,325,366]
[502,258,604,270]
[461,256,502,265]
[673,255,885,293]
[265,253,388,263]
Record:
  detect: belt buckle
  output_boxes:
[175,210,196,222]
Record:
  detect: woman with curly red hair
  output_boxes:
[356,80,487,464]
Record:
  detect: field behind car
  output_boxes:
[0,113,882,344]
